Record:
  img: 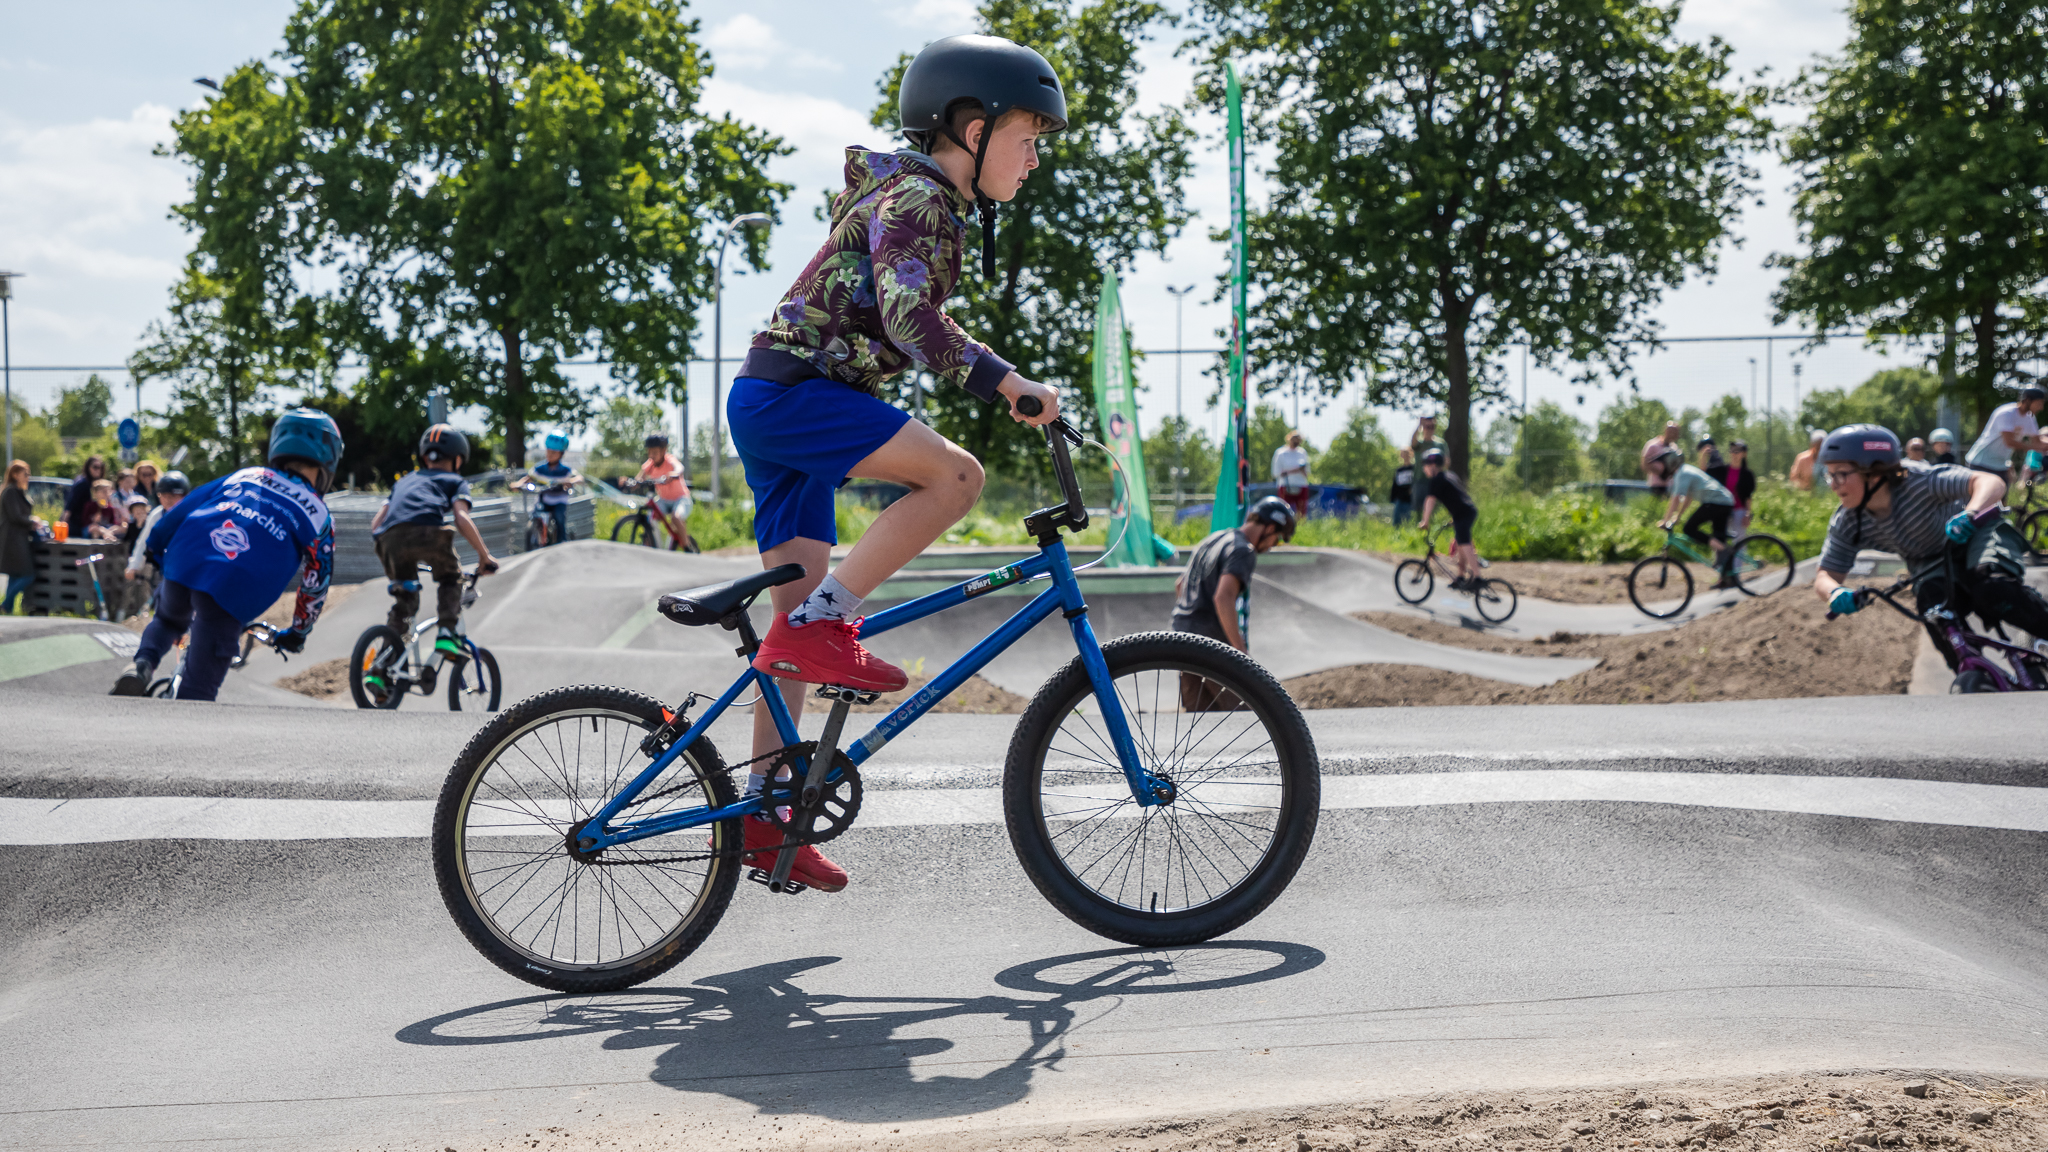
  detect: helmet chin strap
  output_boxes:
[938,115,1001,280]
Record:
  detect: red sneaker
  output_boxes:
[751,613,908,692]
[742,815,848,892]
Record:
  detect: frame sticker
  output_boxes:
[963,563,1025,599]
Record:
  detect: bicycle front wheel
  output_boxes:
[349,625,408,709]
[447,644,502,712]
[433,685,742,993]
[1474,577,1518,623]
[1004,632,1319,947]
[610,515,650,546]
[1627,555,1693,619]
[1728,533,1795,596]
[1394,558,1434,603]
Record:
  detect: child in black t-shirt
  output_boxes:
[1415,449,1482,590]
[369,424,499,653]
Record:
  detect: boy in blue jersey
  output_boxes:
[111,409,344,700]
[521,432,581,545]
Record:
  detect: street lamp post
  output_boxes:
[711,212,771,503]
[0,272,18,467]
[1165,284,1196,423]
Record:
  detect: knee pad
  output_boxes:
[389,579,421,594]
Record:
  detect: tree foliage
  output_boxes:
[159,0,791,469]
[1317,406,1398,494]
[1142,413,1218,499]
[593,394,669,464]
[1799,367,1944,445]
[1192,0,1765,476]
[1487,399,1587,493]
[867,0,1194,477]
[1588,392,1673,482]
[1771,0,2048,424]
[53,375,116,439]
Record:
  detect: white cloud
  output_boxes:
[704,13,839,73]
[884,0,977,34]
[701,75,889,196]
[0,103,185,282]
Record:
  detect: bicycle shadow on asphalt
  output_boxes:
[396,940,1325,1122]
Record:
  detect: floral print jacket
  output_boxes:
[745,147,1013,401]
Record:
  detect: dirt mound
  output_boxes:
[277,657,350,699]
[1285,582,1920,708]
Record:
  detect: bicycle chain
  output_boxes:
[582,717,817,868]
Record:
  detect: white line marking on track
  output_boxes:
[3,771,2044,845]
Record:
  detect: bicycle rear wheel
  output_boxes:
[1627,555,1693,619]
[432,685,741,993]
[2022,509,2048,557]
[447,644,502,712]
[1394,558,1434,603]
[349,625,408,709]
[1004,632,1319,947]
[1727,533,1795,596]
[1474,577,1518,623]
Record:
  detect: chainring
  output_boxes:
[759,742,863,845]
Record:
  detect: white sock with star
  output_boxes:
[788,573,861,627]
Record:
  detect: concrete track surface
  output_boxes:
[5,690,2048,1151]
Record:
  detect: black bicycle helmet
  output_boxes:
[1419,448,1446,466]
[155,470,190,496]
[1819,423,1902,469]
[644,433,669,449]
[2022,386,2047,405]
[898,34,1068,279]
[419,423,470,466]
[1247,495,1298,542]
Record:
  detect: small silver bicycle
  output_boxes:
[348,566,501,712]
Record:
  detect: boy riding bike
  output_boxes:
[111,410,342,700]
[522,432,582,545]
[370,425,499,664]
[1811,423,2048,669]
[636,433,693,551]
[722,34,1065,892]
[1649,444,1740,587]
[1414,448,1481,590]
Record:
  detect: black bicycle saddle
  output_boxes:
[657,564,806,626]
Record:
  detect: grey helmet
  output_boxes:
[898,35,1068,279]
[1820,423,1903,469]
[1247,495,1298,542]
[1929,427,1956,445]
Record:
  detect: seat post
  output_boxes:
[724,611,763,657]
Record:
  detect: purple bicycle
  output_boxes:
[1828,559,2048,694]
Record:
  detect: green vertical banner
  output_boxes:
[1213,61,1249,532]
[1091,271,1160,567]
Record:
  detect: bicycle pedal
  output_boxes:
[814,684,881,705]
[745,867,807,895]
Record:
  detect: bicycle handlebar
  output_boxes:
[1014,395,1089,534]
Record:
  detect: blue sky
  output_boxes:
[0,0,1909,456]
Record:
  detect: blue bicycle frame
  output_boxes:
[573,538,1161,853]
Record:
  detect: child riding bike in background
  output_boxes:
[1650,444,1740,588]
[370,425,499,663]
[1811,423,2048,671]
[111,411,342,700]
[720,34,1065,892]
[1415,448,1482,590]
[522,432,582,545]
[636,433,694,551]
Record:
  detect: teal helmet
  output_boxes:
[268,408,344,494]
[543,432,570,452]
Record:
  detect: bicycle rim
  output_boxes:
[1628,555,1692,620]
[1474,578,1517,623]
[446,703,732,976]
[1017,646,1311,922]
[1730,534,1795,595]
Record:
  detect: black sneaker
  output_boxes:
[111,657,155,697]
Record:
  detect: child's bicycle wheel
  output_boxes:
[1627,555,1693,619]
[432,685,742,993]
[1003,632,1319,947]
[446,643,502,712]
[1727,533,1795,596]
[1394,558,1434,603]
[349,625,408,709]
[1473,577,1518,623]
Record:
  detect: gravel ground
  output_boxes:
[424,1072,2045,1152]
[1281,580,1921,707]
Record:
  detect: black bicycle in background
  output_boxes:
[1393,526,1518,623]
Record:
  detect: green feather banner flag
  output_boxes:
[1091,270,1162,567]
[1213,61,1249,531]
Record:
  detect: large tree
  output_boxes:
[161,0,791,468]
[1194,0,1765,476]
[1771,0,2048,428]
[868,0,1195,477]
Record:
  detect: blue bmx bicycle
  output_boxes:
[432,400,1321,993]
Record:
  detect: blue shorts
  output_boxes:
[728,375,911,551]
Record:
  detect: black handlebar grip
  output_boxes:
[1015,395,1043,417]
